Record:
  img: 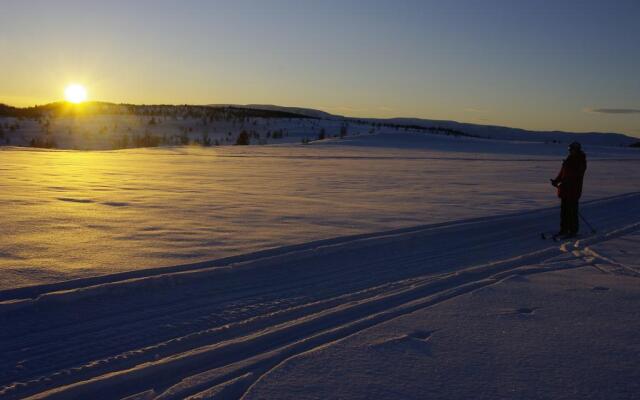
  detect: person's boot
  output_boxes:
[553,230,567,239]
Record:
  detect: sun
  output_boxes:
[64,84,87,104]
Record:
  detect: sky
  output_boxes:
[1,0,639,136]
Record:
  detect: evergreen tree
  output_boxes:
[340,124,348,138]
[235,130,250,145]
[201,132,212,146]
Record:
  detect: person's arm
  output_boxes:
[551,162,565,187]
[576,157,587,196]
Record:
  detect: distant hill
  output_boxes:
[0,103,38,118]
[0,101,317,120]
[208,104,636,146]
[358,117,636,147]
[207,104,337,119]
[1,101,637,147]
[0,103,17,115]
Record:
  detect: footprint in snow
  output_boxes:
[501,307,538,316]
[410,330,435,341]
[501,274,529,283]
[56,197,94,204]
[102,201,130,207]
[368,329,437,356]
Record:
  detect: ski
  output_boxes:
[540,232,562,241]
[542,232,585,241]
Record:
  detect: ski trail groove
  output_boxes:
[0,193,638,400]
[11,229,631,400]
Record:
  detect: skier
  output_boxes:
[550,141,587,238]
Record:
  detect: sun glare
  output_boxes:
[64,84,87,104]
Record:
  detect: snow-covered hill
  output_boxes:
[207,104,638,146]
[0,102,638,150]
[206,104,638,146]
[376,116,636,146]
[207,104,338,119]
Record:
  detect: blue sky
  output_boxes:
[1,0,639,135]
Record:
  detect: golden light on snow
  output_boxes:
[64,84,87,103]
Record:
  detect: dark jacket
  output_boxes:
[555,150,587,201]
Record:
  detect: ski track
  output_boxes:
[1,192,639,400]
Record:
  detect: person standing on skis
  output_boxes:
[551,141,587,238]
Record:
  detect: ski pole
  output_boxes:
[578,211,596,233]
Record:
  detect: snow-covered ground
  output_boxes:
[245,235,640,400]
[1,133,639,399]
[2,138,640,290]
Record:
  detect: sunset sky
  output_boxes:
[1,0,639,136]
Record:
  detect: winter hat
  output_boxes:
[569,141,581,151]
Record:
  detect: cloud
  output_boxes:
[586,108,640,114]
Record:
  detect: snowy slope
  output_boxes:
[212,103,638,146]
[1,102,638,150]
[1,192,639,399]
[363,117,638,146]
[208,103,639,145]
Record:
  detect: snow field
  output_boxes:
[2,142,640,290]
[1,133,639,399]
[245,234,640,400]
[1,193,639,399]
